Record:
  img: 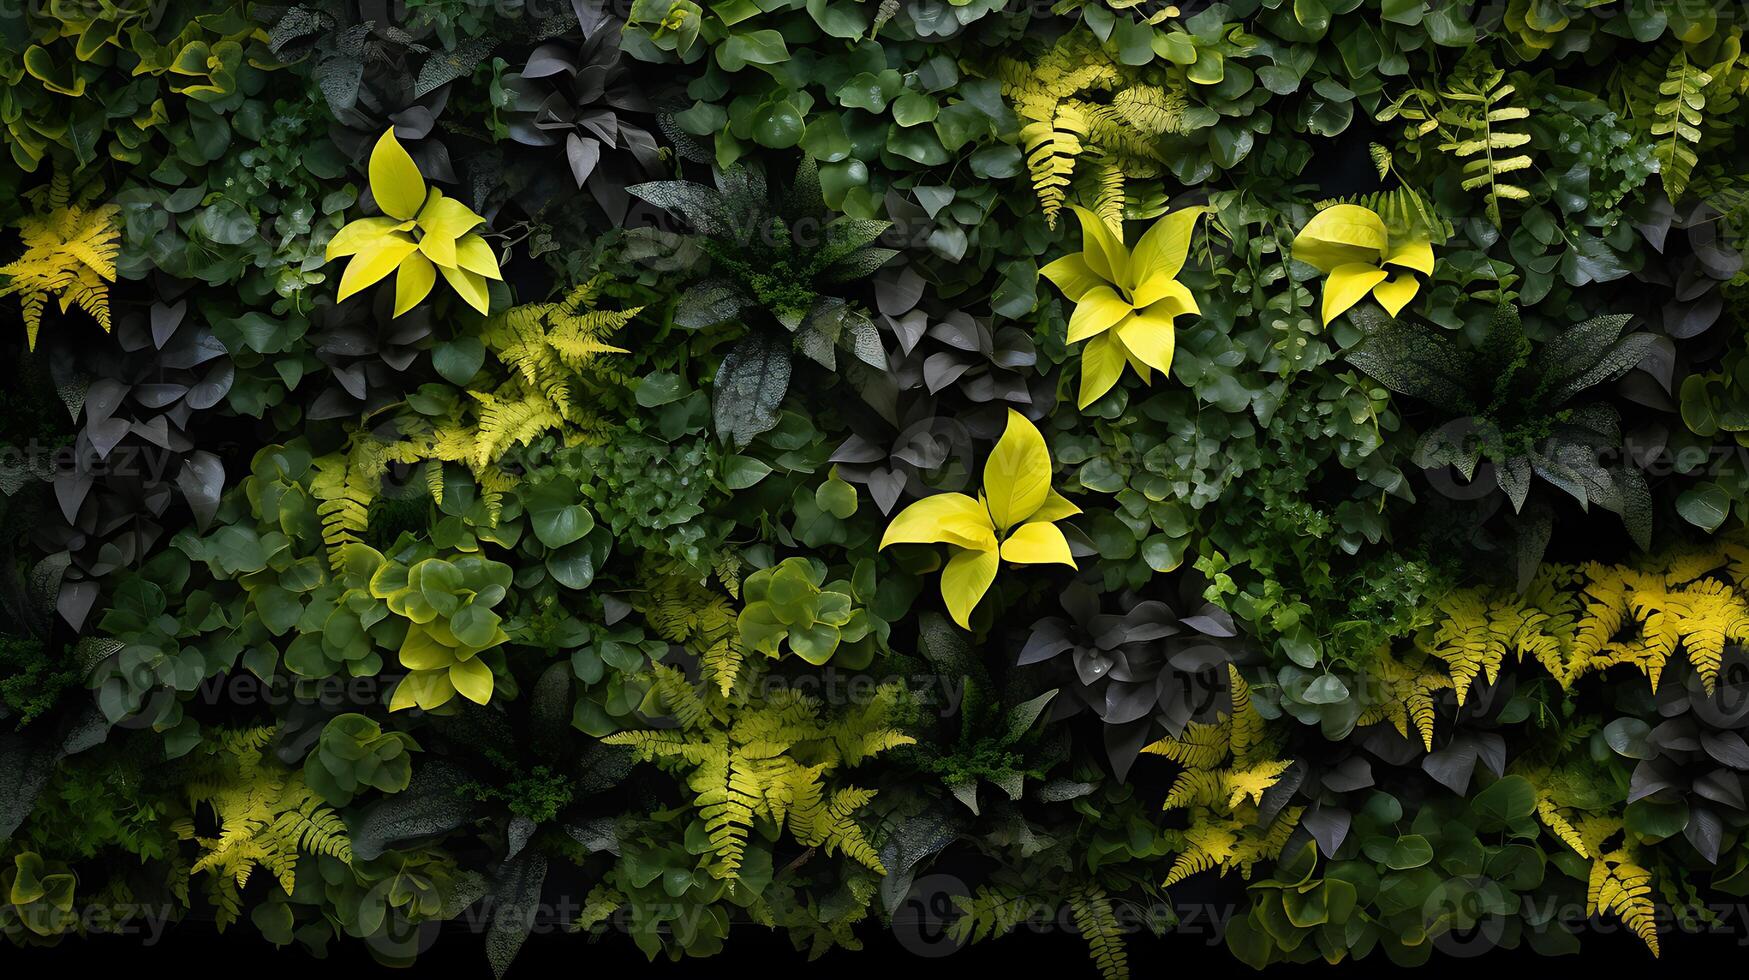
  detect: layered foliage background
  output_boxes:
[5,0,1749,973]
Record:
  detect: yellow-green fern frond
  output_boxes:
[1020,110,1086,229]
[0,172,120,349]
[182,728,352,928]
[1164,821,1239,886]
[606,681,908,883]
[1068,885,1129,980]
[1142,720,1228,769]
[1227,665,1264,764]
[1535,796,1589,858]
[310,452,376,566]
[1358,647,1453,750]
[1589,850,1659,956]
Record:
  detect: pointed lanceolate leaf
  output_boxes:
[940,546,1000,629]
[394,251,437,316]
[1115,306,1177,375]
[881,492,996,552]
[1128,206,1206,304]
[1078,331,1126,409]
[1066,286,1133,343]
[438,264,491,314]
[1069,205,1126,283]
[326,216,406,259]
[1040,253,1106,302]
[337,236,419,301]
[369,129,427,221]
[454,234,502,280]
[983,409,1052,532]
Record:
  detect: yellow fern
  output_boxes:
[605,670,911,881]
[1358,647,1453,750]
[992,32,1186,228]
[0,173,120,349]
[1534,796,1588,858]
[635,559,745,697]
[1148,668,1297,889]
[181,728,352,930]
[1434,535,1749,697]
[1589,849,1659,956]
[1163,821,1239,886]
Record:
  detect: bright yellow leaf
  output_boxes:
[1128,205,1207,304]
[1030,487,1082,523]
[1115,306,1177,375]
[1078,331,1127,409]
[1372,271,1421,318]
[941,546,1000,629]
[983,408,1052,531]
[417,190,484,242]
[881,492,998,551]
[1141,280,1199,321]
[1039,252,1105,302]
[1065,285,1134,343]
[419,228,457,269]
[1000,521,1075,566]
[1384,239,1435,276]
[395,251,437,317]
[369,129,427,221]
[1321,262,1390,325]
[439,264,492,314]
[1291,204,1389,272]
[325,216,404,260]
[1069,205,1126,283]
[336,236,419,302]
[454,233,503,280]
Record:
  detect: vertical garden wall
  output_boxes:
[4,0,1749,973]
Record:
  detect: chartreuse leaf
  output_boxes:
[999,522,1074,565]
[1043,206,1205,410]
[1127,205,1206,303]
[983,409,1051,531]
[882,411,1078,627]
[368,128,425,221]
[327,129,501,316]
[1323,264,1390,324]
[1293,203,1435,324]
[1079,332,1127,409]
[394,251,437,316]
[940,548,1000,629]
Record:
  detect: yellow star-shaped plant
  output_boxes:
[1040,204,1207,409]
[1291,203,1434,324]
[880,409,1079,628]
[325,129,502,316]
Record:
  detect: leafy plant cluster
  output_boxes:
[9,0,1749,976]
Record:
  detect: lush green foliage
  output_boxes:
[7,0,1749,974]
